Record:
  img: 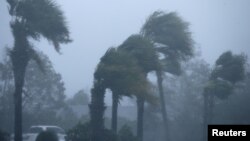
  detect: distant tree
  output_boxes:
[203,51,246,141]
[141,11,194,141]
[0,52,67,132]
[161,58,210,141]
[0,56,14,132]
[67,90,89,105]
[6,0,71,141]
[22,53,66,113]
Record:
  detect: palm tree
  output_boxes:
[119,34,159,141]
[203,51,246,141]
[6,1,71,141]
[141,11,194,141]
[96,48,149,133]
[89,48,152,140]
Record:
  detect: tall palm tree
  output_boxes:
[203,51,246,141]
[119,34,159,141]
[6,1,71,141]
[141,11,194,141]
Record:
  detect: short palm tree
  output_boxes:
[6,1,71,141]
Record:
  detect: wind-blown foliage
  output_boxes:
[211,51,246,84]
[8,0,71,51]
[119,35,159,74]
[141,11,194,76]
[205,51,246,99]
[95,48,150,96]
[141,11,193,60]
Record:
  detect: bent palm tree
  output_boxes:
[141,11,194,141]
[90,48,152,140]
[119,34,159,141]
[6,1,71,141]
[94,48,152,132]
[203,51,246,141]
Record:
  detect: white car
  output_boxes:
[22,125,66,141]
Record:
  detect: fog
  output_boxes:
[1,1,250,141]
[1,0,250,97]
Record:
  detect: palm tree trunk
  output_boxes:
[137,96,145,141]
[112,92,118,133]
[11,51,29,141]
[156,71,170,141]
[14,80,23,141]
[11,27,30,141]
[89,80,106,141]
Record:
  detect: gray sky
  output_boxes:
[1,0,250,98]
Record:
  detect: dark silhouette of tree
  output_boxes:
[119,34,158,141]
[6,1,71,141]
[141,11,194,141]
[96,48,144,133]
[202,51,246,141]
[89,48,153,141]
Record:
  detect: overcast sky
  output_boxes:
[1,0,250,98]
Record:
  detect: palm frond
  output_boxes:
[119,34,159,73]
[141,11,194,60]
[6,0,18,15]
[14,0,71,52]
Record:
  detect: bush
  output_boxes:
[66,122,117,141]
[67,122,139,141]
[118,125,138,141]
[66,122,91,141]
[102,129,117,141]
[36,131,58,141]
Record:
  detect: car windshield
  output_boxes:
[47,127,65,134]
[29,127,43,133]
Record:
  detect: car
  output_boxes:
[22,125,66,141]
